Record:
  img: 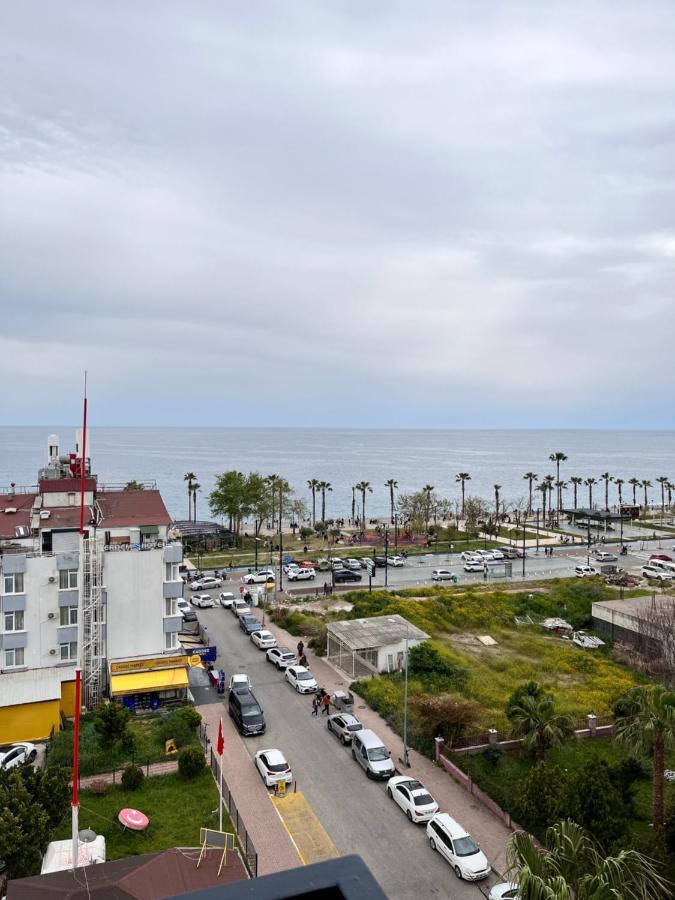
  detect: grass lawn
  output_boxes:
[78,771,226,859]
[48,710,201,776]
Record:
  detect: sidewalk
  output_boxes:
[196,702,302,877]
[78,759,178,788]
[257,611,514,876]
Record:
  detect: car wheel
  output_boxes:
[29,749,37,763]
[454,866,462,880]
[351,748,356,760]
[340,734,347,745]
[365,769,372,779]
[386,787,393,799]
[296,684,301,692]
[429,837,436,852]
[276,662,281,670]
[406,810,412,822]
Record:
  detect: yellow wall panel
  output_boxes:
[60,680,76,717]
[0,700,60,744]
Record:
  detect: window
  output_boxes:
[165,562,179,581]
[68,493,76,506]
[3,572,25,594]
[60,641,77,661]
[4,647,24,668]
[164,631,178,650]
[165,597,177,617]
[59,606,78,626]
[4,610,25,632]
[59,569,78,590]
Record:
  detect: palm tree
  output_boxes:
[523,472,538,516]
[628,477,640,506]
[507,819,671,899]
[494,484,502,523]
[642,478,652,509]
[191,482,201,523]
[184,472,196,521]
[615,684,675,832]
[599,471,613,510]
[422,484,435,530]
[351,485,356,523]
[549,452,568,512]
[307,479,320,527]
[385,479,398,524]
[509,693,572,762]
[556,480,567,512]
[266,474,279,528]
[667,481,674,510]
[535,481,548,528]
[569,476,583,509]
[656,475,669,513]
[318,481,332,523]
[584,477,597,509]
[615,477,624,509]
[355,481,372,532]
[543,475,555,525]
[455,473,471,518]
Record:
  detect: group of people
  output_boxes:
[295,639,331,717]
[543,546,555,556]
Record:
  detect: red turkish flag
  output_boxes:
[217,718,224,756]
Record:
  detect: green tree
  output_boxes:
[0,770,51,877]
[423,484,435,530]
[536,481,548,526]
[584,476,597,509]
[184,471,196,521]
[599,472,613,511]
[355,481,372,531]
[615,477,624,508]
[615,684,675,831]
[523,472,538,515]
[318,481,332,523]
[124,480,144,491]
[93,700,130,743]
[628,477,641,506]
[506,681,545,722]
[642,479,652,509]
[549,452,568,513]
[566,759,626,849]
[307,479,320,527]
[506,819,671,900]
[412,693,481,743]
[516,762,567,830]
[385,478,398,524]
[494,484,502,522]
[455,472,471,518]
[191,481,201,522]
[656,475,669,513]
[569,476,583,509]
[509,693,573,762]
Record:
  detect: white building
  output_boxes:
[0,433,186,743]
[326,614,429,679]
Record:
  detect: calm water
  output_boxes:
[1,427,675,520]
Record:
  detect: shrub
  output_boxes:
[506,681,546,722]
[566,759,627,850]
[515,762,567,830]
[155,706,201,748]
[93,702,130,744]
[176,706,202,730]
[178,746,206,779]
[412,693,482,743]
[481,745,503,769]
[88,779,109,795]
[121,764,144,791]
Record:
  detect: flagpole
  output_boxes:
[217,717,224,832]
[219,760,223,832]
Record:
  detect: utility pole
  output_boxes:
[536,509,540,554]
[384,525,389,588]
[278,484,283,597]
[522,517,526,578]
[401,623,410,768]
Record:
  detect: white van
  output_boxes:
[351,729,395,780]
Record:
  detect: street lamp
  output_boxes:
[254,537,262,570]
[401,622,411,768]
[384,525,389,589]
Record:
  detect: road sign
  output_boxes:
[239,586,245,594]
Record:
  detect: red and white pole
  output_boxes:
[71,667,81,869]
[79,374,88,536]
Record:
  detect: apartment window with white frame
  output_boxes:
[3,572,25,594]
[165,597,178,617]
[60,641,77,661]
[4,609,25,632]
[165,562,179,581]
[4,647,24,668]
[59,605,78,626]
[164,631,178,650]
[59,569,78,590]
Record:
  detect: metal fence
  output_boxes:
[199,723,258,878]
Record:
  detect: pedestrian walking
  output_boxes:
[297,640,305,658]
[311,696,319,716]
[323,581,329,596]
[299,653,307,668]
[321,692,331,715]
[483,563,488,581]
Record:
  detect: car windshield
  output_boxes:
[414,793,434,806]
[347,723,362,732]
[267,760,288,773]
[453,836,480,856]
[296,671,312,680]
[367,746,390,761]
[242,705,262,718]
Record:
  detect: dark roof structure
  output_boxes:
[97,489,171,527]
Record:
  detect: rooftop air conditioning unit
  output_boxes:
[49,648,57,655]
[48,575,56,583]
[48,612,55,619]
[40,510,51,519]
[4,507,17,514]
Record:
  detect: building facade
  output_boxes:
[0,433,185,743]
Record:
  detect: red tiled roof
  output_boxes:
[39,477,97,493]
[0,493,35,540]
[41,507,90,530]
[97,489,171,527]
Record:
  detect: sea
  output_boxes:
[1,427,675,521]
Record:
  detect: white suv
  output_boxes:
[427,813,491,881]
[642,565,675,581]
[287,567,316,581]
[575,565,598,577]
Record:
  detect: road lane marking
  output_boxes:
[270,790,339,865]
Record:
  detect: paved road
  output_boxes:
[197,605,484,900]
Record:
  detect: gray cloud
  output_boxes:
[2,1,675,425]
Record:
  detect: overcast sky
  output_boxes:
[2,1,675,427]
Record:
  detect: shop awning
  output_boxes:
[110,667,188,696]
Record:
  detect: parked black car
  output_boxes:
[372,557,388,568]
[334,569,363,583]
[228,688,266,736]
[239,614,263,635]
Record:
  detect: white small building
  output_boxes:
[326,614,429,679]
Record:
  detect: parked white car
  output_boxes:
[251,629,277,650]
[387,776,439,823]
[266,647,297,669]
[285,665,318,693]
[177,598,191,616]
[254,748,292,787]
[344,558,362,570]
[231,598,251,616]
[242,569,276,585]
[190,576,223,591]
[489,884,519,900]
[475,550,495,560]
[461,551,481,561]
[191,593,215,608]
[0,742,38,770]
[287,567,316,581]
[431,568,458,583]
[427,813,491,881]
[219,591,235,608]
[642,565,675,581]
[464,562,485,572]
[229,673,251,693]
[489,549,504,560]
[575,565,599,577]
[388,555,405,567]
[595,551,618,562]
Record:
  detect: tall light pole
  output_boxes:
[401,623,410,768]
[384,525,389,589]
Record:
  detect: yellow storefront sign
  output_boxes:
[110,655,185,674]
[109,667,189,696]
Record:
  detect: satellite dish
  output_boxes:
[79,829,97,843]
